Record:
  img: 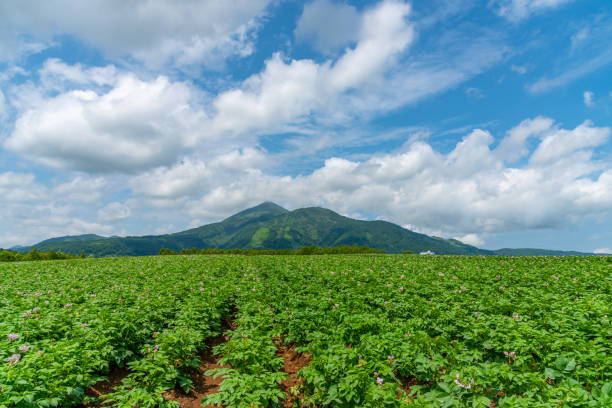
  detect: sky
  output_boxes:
[0,0,611,253]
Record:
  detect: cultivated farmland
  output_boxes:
[1,255,610,407]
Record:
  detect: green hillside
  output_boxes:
[19,202,490,256]
[17,202,595,257]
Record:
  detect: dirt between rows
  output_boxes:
[83,365,131,407]
[275,343,312,408]
[162,333,229,408]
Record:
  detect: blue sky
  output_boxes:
[0,0,611,252]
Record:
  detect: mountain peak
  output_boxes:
[221,202,288,225]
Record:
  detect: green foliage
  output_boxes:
[0,248,80,262]
[0,254,610,408]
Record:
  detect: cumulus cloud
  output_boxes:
[53,176,107,203]
[594,248,611,254]
[495,116,554,162]
[455,233,485,247]
[5,73,208,173]
[0,172,112,247]
[97,202,131,223]
[493,0,575,21]
[141,117,611,238]
[294,0,360,54]
[0,0,272,68]
[131,149,267,200]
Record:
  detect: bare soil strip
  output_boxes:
[164,315,236,408]
[276,343,312,408]
[83,365,130,407]
[163,333,229,408]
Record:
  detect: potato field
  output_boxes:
[1,255,610,408]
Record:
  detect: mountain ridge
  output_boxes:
[9,202,598,257]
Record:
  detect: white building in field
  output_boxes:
[419,250,435,255]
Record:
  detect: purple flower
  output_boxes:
[7,354,20,364]
[19,345,30,352]
[81,323,88,327]
[376,377,383,386]
[32,307,41,312]
[64,303,73,308]
[7,333,18,341]
[454,374,474,389]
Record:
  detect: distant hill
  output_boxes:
[15,202,599,257]
[492,248,595,256]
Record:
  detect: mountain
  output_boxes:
[15,202,597,257]
[36,234,107,245]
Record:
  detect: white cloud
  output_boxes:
[131,149,267,199]
[39,58,118,89]
[137,117,612,239]
[5,72,208,173]
[294,0,360,54]
[594,248,611,254]
[97,202,131,223]
[0,171,47,202]
[212,0,504,136]
[6,1,508,175]
[455,233,485,247]
[495,116,555,162]
[0,0,272,68]
[493,0,576,21]
[583,91,594,107]
[53,176,107,203]
[529,120,608,165]
[510,64,527,74]
[212,1,415,134]
[0,172,113,247]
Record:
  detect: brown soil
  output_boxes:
[163,333,229,408]
[396,374,432,398]
[276,343,312,408]
[83,365,130,407]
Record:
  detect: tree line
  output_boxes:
[0,244,392,263]
[0,248,86,262]
[159,244,387,256]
